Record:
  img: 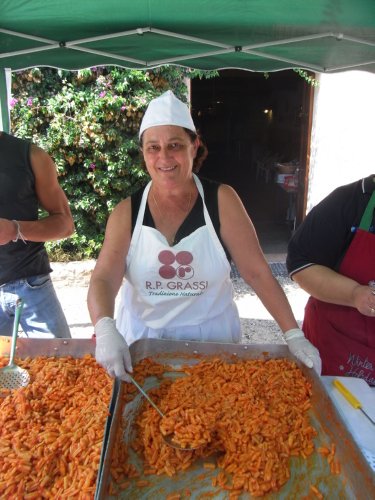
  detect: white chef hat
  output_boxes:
[139,90,196,138]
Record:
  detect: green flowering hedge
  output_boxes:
[10,66,217,260]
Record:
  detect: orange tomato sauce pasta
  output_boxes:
[0,354,112,499]
[114,357,317,497]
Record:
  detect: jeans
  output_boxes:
[0,274,71,338]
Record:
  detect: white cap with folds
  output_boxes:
[139,90,196,138]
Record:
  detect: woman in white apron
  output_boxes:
[88,90,321,380]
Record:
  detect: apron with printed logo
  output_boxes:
[302,191,375,385]
[116,174,241,345]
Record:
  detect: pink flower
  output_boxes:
[89,163,96,171]
[9,98,18,108]
[27,97,33,106]
[99,91,106,98]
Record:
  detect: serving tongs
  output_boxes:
[0,298,30,390]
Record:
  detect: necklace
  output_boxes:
[151,189,193,218]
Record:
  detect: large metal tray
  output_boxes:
[97,339,375,499]
[0,336,119,499]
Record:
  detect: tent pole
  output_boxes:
[0,68,11,133]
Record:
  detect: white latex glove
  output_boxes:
[95,317,133,381]
[284,328,322,375]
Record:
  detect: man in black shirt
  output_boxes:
[0,132,75,337]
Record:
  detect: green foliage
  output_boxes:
[263,69,319,87]
[10,66,218,260]
[292,69,319,87]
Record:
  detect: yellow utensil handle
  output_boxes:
[333,379,361,409]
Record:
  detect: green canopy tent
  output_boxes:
[1,0,375,131]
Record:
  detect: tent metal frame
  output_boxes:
[1,27,375,73]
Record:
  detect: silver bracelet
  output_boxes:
[12,220,27,244]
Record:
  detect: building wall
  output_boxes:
[308,71,375,212]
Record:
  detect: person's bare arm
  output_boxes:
[0,144,74,244]
[293,265,375,317]
[88,198,133,380]
[219,184,299,333]
[87,198,132,325]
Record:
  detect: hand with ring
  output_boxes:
[352,283,375,316]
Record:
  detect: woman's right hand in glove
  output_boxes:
[94,317,133,381]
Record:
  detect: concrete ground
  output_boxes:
[51,253,309,343]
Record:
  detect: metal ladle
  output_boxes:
[0,298,30,390]
[127,373,200,451]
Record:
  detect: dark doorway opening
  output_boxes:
[191,69,307,255]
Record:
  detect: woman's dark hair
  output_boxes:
[184,129,208,173]
[139,128,208,173]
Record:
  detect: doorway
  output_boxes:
[191,69,310,254]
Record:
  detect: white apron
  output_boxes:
[116,174,241,345]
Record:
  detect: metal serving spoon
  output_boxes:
[127,373,200,451]
[0,298,30,390]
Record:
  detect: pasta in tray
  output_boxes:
[112,357,319,498]
[0,355,112,499]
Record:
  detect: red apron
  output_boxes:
[302,191,375,385]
